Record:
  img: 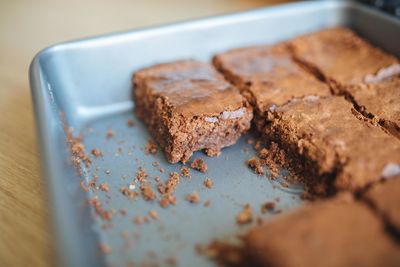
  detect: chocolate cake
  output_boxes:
[213,43,330,131]
[290,27,399,91]
[133,60,253,163]
[265,96,400,194]
[245,194,400,267]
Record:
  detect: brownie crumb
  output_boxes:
[99,183,109,192]
[204,200,211,207]
[133,216,142,225]
[127,119,135,127]
[145,139,158,155]
[80,180,89,192]
[106,129,114,139]
[258,148,269,159]
[119,208,127,216]
[246,138,255,145]
[247,157,264,175]
[165,172,180,194]
[159,167,165,173]
[159,197,170,208]
[99,243,112,254]
[190,158,208,173]
[198,240,247,267]
[120,187,139,199]
[149,210,158,220]
[88,175,97,190]
[236,204,253,225]
[186,192,200,203]
[143,216,150,223]
[261,202,276,214]
[165,256,177,266]
[203,178,213,189]
[141,184,156,201]
[180,166,190,177]
[91,148,103,158]
[136,168,148,183]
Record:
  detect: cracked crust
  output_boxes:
[133,60,253,163]
[213,43,331,132]
[290,27,399,91]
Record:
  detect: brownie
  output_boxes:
[245,194,400,267]
[290,27,399,91]
[364,176,400,233]
[265,95,400,194]
[133,60,253,163]
[213,43,331,131]
[345,76,400,139]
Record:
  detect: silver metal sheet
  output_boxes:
[29,1,400,266]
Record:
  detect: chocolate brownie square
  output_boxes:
[133,60,253,163]
[265,96,400,194]
[364,176,400,233]
[245,194,400,267]
[213,44,330,131]
[290,27,399,90]
[345,76,400,139]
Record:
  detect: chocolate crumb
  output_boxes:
[203,178,213,189]
[149,210,158,220]
[141,184,156,201]
[236,204,253,225]
[127,119,135,127]
[91,148,103,158]
[247,157,264,175]
[133,216,142,225]
[165,172,180,194]
[261,202,276,214]
[159,197,170,208]
[80,180,88,192]
[136,168,148,183]
[190,158,208,173]
[180,166,190,177]
[88,175,97,190]
[120,187,139,199]
[99,243,112,254]
[165,256,177,266]
[186,192,200,203]
[199,240,247,267]
[145,139,157,155]
[106,129,114,139]
[99,183,109,192]
[119,208,127,216]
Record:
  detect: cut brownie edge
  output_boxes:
[133,60,253,163]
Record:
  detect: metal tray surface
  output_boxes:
[29,1,400,267]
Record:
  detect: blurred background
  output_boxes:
[0,1,293,267]
[1,0,399,266]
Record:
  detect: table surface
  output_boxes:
[0,0,291,266]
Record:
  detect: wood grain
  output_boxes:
[0,0,291,266]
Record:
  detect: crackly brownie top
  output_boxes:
[134,60,247,117]
[273,96,400,189]
[347,76,400,125]
[290,27,399,85]
[213,44,330,111]
[364,176,400,232]
[245,194,400,267]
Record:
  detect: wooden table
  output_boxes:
[0,1,290,266]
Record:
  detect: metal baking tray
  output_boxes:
[29,1,400,266]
